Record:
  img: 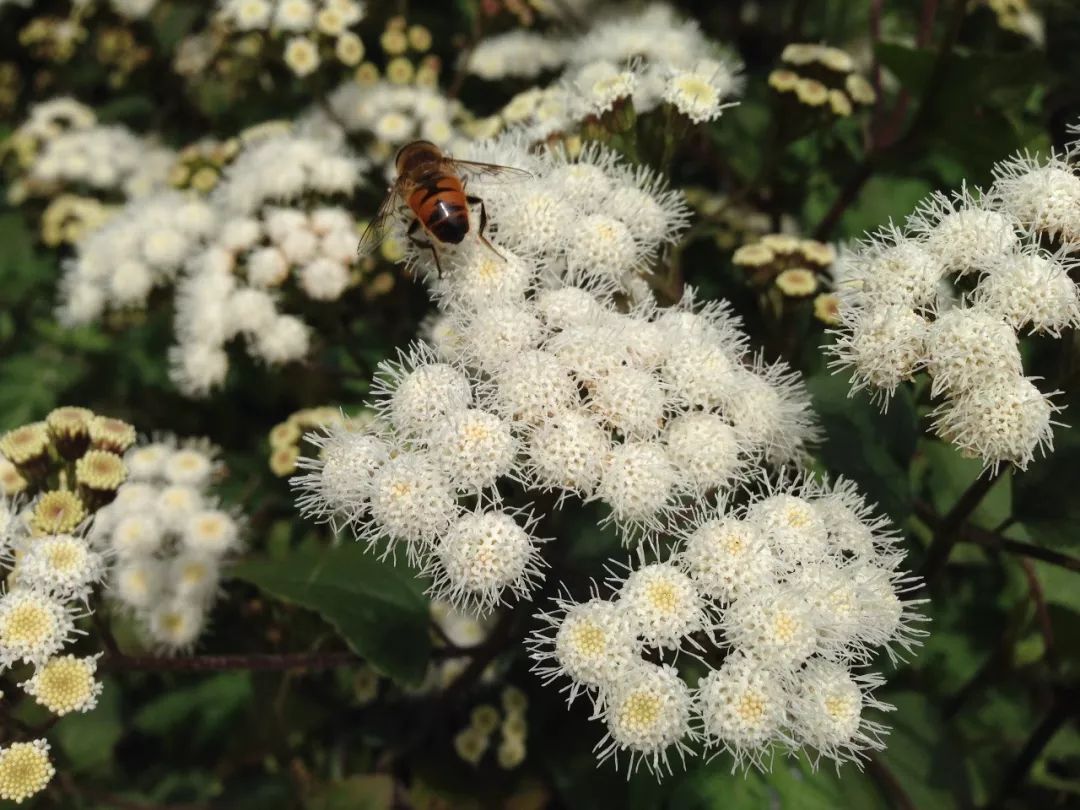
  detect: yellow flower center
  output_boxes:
[646,580,680,613]
[570,621,605,655]
[2,602,54,645]
[621,692,661,732]
[45,542,81,572]
[772,611,798,644]
[735,691,766,725]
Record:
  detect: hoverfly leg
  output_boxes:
[407,218,444,277]
[467,194,505,262]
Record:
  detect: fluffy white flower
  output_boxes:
[366,451,458,559]
[181,509,240,556]
[596,441,678,539]
[374,347,473,438]
[566,214,640,284]
[679,515,775,603]
[525,409,611,496]
[747,493,830,568]
[615,562,709,649]
[164,448,215,487]
[587,367,668,439]
[147,599,205,651]
[924,308,1023,397]
[663,63,738,124]
[531,596,640,705]
[597,662,695,775]
[932,375,1059,470]
[787,660,889,764]
[112,558,164,611]
[16,534,104,600]
[908,192,1019,275]
[829,306,928,402]
[298,257,350,300]
[252,315,310,364]
[429,509,544,613]
[461,303,544,371]
[292,426,389,529]
[0,590,78,667]
[663,412,745,493]
[974,251,1080,335]
[695,651,790,769]
[427,409,517,492]
[723,588,821,668]
[991,154,1080,243]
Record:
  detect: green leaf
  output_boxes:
[54,676,123,775]
[133,672,254,744]
[919,439,1012,530]
[874,691,972,809]
[668,763,772,810]
[806,370,915,522]
[768,758,887,809]
[232,543,431,685]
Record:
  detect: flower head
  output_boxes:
[21,654,103,715]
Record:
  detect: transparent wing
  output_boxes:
[356,185,403,257]
[444,157,533,184]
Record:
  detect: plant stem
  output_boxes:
[919,467,1004,581]
[995,688,1077,803]
[914,498,1080,572]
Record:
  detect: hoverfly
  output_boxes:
[357,140,531,275]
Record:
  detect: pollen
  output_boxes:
[772,612,798,644]
[645,580,679,613]
[0,739,54,804]
[735,692,766,725]
[1,603,55,647]
[569,621,605,654]
[22,655,101,715]
[620,692,661,732]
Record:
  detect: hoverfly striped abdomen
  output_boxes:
[410,172,470,245]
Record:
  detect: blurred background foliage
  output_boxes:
[1,0,1079,808]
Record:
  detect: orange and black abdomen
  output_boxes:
[408,172,470,245]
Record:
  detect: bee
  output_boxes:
[357,140,531,275]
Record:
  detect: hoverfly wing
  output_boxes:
[356,185,402,257]
[444,157,533,184]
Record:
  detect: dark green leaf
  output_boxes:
[232,543,431,685]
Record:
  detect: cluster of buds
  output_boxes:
[168,136,243,194]
[0,407,135,521]
[0,406,136,804]
[454,686,530,769]
[177,0,367,89]
[768,43,875,118]
[268,406,347,476]
[734,233,836,303]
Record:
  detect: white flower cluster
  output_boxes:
[530,478,924,776]
[217,0,364,32]
[472,4,741,140]
[58,191,218,326]
[0,499,104,717]
[90,439,241,652]
[166,131,365,396]
[108,0,160,18]
[9,96,174,203]
[830,146,1080,470]
[293,138,817,615]
[315,80,471,170]
[28,120,171,199]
